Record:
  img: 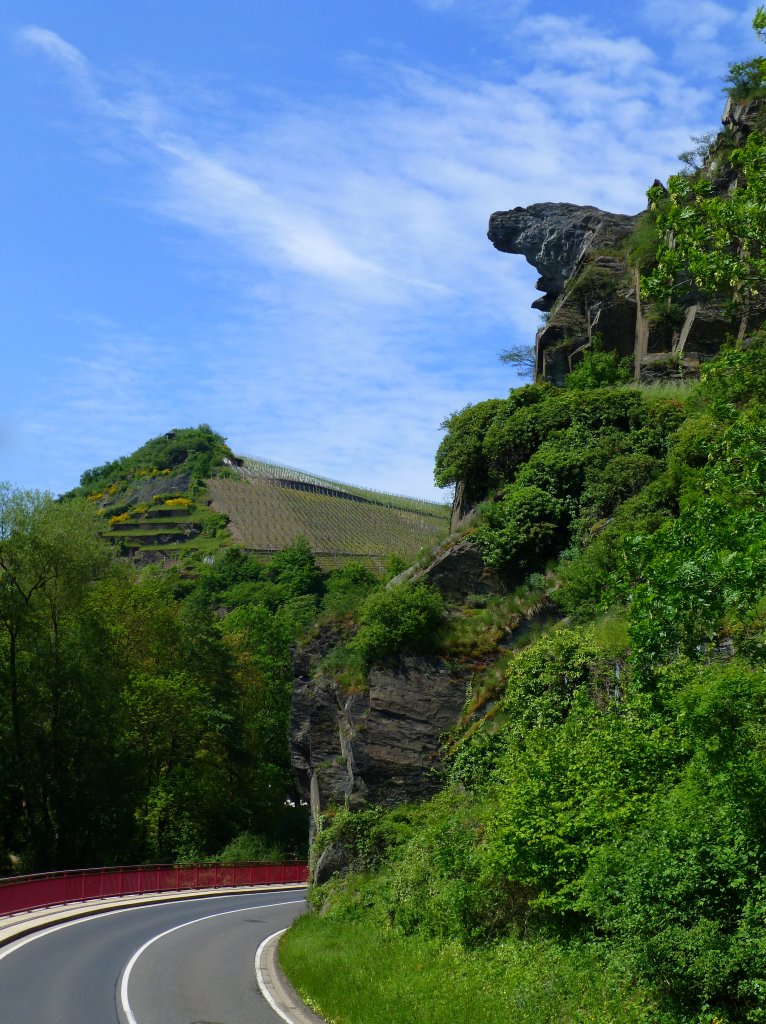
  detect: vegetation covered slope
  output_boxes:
[209,458,448,572]
[279,20,766,1024]
[283,334,766,1024]
[0,424,445,872]
[71,426,448,570]
[70,424,236,565]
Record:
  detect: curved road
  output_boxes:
[0,889,307,1023]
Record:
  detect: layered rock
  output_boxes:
[291,653,466,840]
[387,535,502,602]
[489,98,766,383]
[488,203,639,313]
[489,203,645,380]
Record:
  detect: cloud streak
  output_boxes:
[13,12,743,497]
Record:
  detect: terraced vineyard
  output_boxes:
[208,458,450,570]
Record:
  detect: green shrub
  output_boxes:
[201,511,229,537]
[433,398,504,498]
[624,210,661,270]
[482,689,681,924]
[475,485,566,572]
[216,830,283,863]
[348,582,445,664]
[565,341,633,390]
[313,804,422,877]
[556,474,680,617]
[725,56,766,100]
[322,561,379,618]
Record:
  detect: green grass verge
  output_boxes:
[279,916,655,1024]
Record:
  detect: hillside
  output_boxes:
[72,428,448,570]
[0,427,450,875]
[209,457,448,571]
[70,424,236,565]
[278,17,766,1024]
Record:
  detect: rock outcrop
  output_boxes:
[387,535,502,602]
[291,652,466,840]
[489,202,647,382]
[489,98,766,384]
[290,537,500,850]
[488,203,639,313]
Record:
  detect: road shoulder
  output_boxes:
[256,926,328,1024]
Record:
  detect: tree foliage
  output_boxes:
[0,501,317,870]
[644,10,766,331]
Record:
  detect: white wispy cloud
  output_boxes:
[14,14,737,497]
[640,0,754,69]
[17,25,92,84]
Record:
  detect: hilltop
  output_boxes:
[70,425,449,571]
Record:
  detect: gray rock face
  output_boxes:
[488,203,639,311]
[388,535,502,603]
[488,98,766,385]
[313,841,353,885]
[291,655,466,840]
[489,199,740,383]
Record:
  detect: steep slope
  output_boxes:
[72,430,448,571]
[281,23,766,1024]
[208,458,448,572]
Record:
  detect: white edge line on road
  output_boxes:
[0,902,170,962]
[0,887,307,964]
[120,898,306,1024]
[255,928,297,1024]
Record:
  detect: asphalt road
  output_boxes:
[0,889,308,1024]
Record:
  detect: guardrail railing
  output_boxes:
[0,862,308,916]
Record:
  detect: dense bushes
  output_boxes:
[350,583,445,662]
[78,424,231,492]
[302,334,766,1022]
[308,623,766,1019]
[582,661,766,1018]
[320,581,445,685]
[475,485,565,571]
[435,381,685,582]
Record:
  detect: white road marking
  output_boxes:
[0,902,160,961]
[119,898,306,1024]
[255,928,297,1024]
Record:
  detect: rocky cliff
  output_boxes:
[489,97,765,384]
[291,650,466,838]
[488,203,638,314]
[290,536,504,853]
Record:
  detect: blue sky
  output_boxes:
[0,0,759,499]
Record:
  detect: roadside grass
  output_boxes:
[279,916,655,1024]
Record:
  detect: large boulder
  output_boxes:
[387,535,501,603]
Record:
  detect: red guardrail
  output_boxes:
[0,862,309,916]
